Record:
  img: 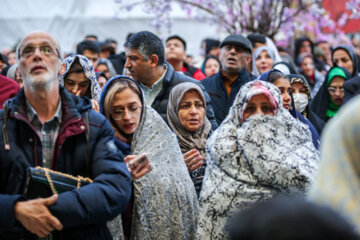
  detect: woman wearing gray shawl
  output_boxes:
[252,46,276,76]
[167,82,212,196]
[100,76,198,240]
[196,80,319,240]
[61,54,102,111]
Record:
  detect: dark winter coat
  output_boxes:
[201,68,255,125]
[0,87,132,240]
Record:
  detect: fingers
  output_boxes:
[47,213,63,231]
[183,150,203,172]
[124,155,136,163]
[132,162,152,180]
[91,99,100,112]
[42,194,58,206]
[184,149,198,159]
[75,89,81,96]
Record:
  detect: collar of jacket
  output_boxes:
[5,87,91,169]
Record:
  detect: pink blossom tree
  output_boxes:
[115,0,349,47]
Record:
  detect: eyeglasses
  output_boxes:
[111,106,142,120]
[328,87,344,94]
[20,45,60,59]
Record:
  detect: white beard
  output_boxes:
[24,64,59,92]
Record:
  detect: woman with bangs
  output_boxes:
[99,76,198,240]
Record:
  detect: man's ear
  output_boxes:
[58,62,66,76]
[149,54,159,67]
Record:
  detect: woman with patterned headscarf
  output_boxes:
[197,80,319,240]
[61,54,102,111]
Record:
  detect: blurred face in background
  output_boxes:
[255,50,274,74]
[332,49,354,76]
[299,40,312,54]
[204,58,220,77]
[300,57,315,77]
[328,76,345,106]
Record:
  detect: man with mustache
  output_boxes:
[0,31,131,239]
[124,31,218,129]
[201,34,255,124]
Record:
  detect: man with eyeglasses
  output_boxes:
[201,34,255,125]
[0,31,131,239]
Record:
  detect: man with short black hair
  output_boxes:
[124,31,217,129]
[76,40,100,68]
[202,34,255,124]
[165,35,206,80]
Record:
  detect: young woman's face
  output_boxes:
[333,49,354,75]
[243,94,275,122]
[204,58,220,77]
[291,82,307,95]
[300,57,314,77]
[64,72,90,96]
[328,76,345,106]
[177,90,206,132]
[96,64,110,79]
[255,50,274,74]
[273,77,292,110]
[111,88,142,135]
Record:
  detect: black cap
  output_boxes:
[220,34,253,53]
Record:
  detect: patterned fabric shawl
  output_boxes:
[60,54,102,102]
[196,80,319,240]
[101,76,199,240]
[308,95,360,234]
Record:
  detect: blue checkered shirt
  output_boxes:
[26,100,62,168]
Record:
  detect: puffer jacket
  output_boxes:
[0,87,132,240]
[151,62,218,130]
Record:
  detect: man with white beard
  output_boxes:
[0,31,131,240]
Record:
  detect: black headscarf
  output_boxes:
[294,36,314,65]
[331,45,359,77]
[310,66,352,123]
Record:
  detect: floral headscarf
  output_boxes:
[60,54,102,102]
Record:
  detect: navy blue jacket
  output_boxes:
[202,68,254,124]
[0,87,132,240]
[151,62,218,130]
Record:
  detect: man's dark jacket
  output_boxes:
[0,87,132,240]
[150,62,218,130]
[201,68,254,124]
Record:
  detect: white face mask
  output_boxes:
[293,93,309,113]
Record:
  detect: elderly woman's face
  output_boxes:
[111,88,142,135]
[243,94,275,122]
[178,90,205,132]
[255,50,274,74]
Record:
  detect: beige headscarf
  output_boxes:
[167,82,211,157]
[308,95,360,234]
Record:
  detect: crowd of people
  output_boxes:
[0,29,360,240]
